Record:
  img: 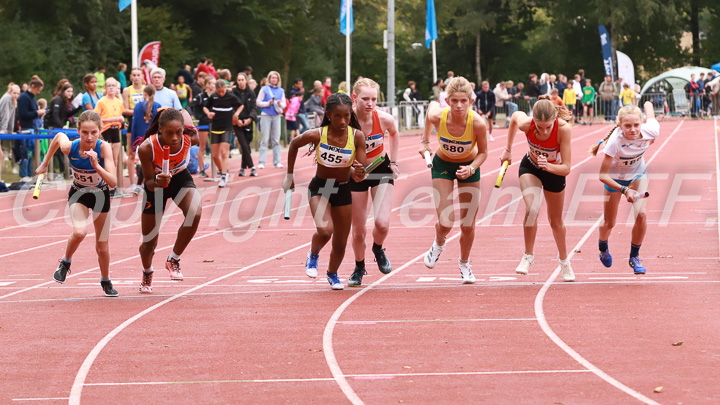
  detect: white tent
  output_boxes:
[639,66,713,96]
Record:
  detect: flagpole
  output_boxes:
[346,0,351,89]
[131,0,138,67]
[432,39,437,83]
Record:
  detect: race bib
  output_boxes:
[71,168,103,187]
[527,142,558,162]
[439,136,472,157]
[365,133,384,154]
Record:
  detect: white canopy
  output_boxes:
[640,66,713,96]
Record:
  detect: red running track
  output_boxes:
[0,120,718,404]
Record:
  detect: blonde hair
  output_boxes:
[533,95,572,122]
[589,105,643,155]
[266,71,282,87]
[445,76,473,99]
[352,77,380,96]
[338,81,347,92]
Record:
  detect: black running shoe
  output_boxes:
[54,260,71,283]
[348,267,367,287]
[372,246,392,274]
[101,280,118,297]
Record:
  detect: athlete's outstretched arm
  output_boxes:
[36,132,72,175]
[501,111,528,164]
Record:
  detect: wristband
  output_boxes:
[504,147,511,153]
[420,140,430,144]
[469,166,476,175]
[621,186,628,195]
[390,161,397,165]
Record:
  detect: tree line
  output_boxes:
[0,0,717,98]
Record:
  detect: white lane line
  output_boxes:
[337,318,536,324]
[82,369,591,387]
[715,118,720,260]
[321,127,612,404]
[11,398,69,402]
[533,120,685,405]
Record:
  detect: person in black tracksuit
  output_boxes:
[232,73,258,176]
[475,81,496,141]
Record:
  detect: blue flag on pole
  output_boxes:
[119,0,131,11]
[598,25,614,80]
[340,0,354,36]
[425,0,438,49]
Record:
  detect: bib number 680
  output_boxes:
[442,144,465,154]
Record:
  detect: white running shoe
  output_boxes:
[275,163,284,168]
[459,259,476,284]
[560,260,575,282]
[488,134,495,142]
[218,176,227,188]
[423,241,445,268]
[515,253,534,275]
[258,163,265,169]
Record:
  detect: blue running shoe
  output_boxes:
[599,250,613,268]
[327,272,344,290]
[305,250,319,278]
[629,257,646,274]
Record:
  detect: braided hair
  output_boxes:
[589,104,642,156]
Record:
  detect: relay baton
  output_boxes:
[633,191,650,200]
[161,145,170,188]
[494,161,509,188]
[32,174,44,200]
[283,189,292,220]
[423,151,433,168]
[365,155,386,174]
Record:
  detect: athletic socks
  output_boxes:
[355,260,365,269]
[372,242,383,253]
[144,266,154,274]
[598,239,609,252]
[630,243,641,258]
[62,256,72,263]
[559,257,570,265]
[100,277,110,282]
[459,258,469,265]
[169,251,180,261]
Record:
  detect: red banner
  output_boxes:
[138,41,161,84]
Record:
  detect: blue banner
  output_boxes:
[598,25,614,80]
[340,0,354,36]
[119,0,131,12]
[425,0,438,49]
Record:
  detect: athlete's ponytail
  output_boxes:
[534,95,573,122]
[589,126,617,156]
[143,85,156,123]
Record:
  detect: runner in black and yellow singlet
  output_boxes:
[283,93,366,290]
[419,76,488,284]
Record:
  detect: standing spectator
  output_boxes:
[708,73,720,116]
[129,85,161,193]
[46,83,81,129]
[243,66,254,82]
[322,77,332,105]
[338,81,348,94]
[684,74,700,118]
[174,65,195,86]
[572,74,583,121]
[563,79,577,124]
[82,74,102,111]
[613,77,623,120]
[444,71,454,86]
[175,75,192,110]
[431,79,444,100]
[289,78,309,134]
[190,72,205,107]
[0,84,20,183]
[697,73,707,115]
[232,72,258,177]
[256,71,286,169]
[122,67,145,117]
[94,65,107,94]
[195,57,210,80]
[556,75,567,102]
[94,77,125,194]
[206,59,218,79]
[16,77,46,178]
[619,83,635,107]
[150,67,182,109]
[117,63,128,90]
[526,74,541,99]
[305,87,325,127]
[403,81,422,102]
[547,74,557,94]
[598,75,618,122]
[539,73,549,96]
[502,81,519,128]
[53,79,69,98]
[204,80,242,187]
[285,90,303,141]
[248,79,258,92]
[193,77,216,177]
[476,81,496,141]
[577,69,587,88]
[581,78,596,125]
[494,81,512,127]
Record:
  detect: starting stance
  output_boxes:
[36,111,118,296]
[590,101,659,274]
[136,108,201,293]
[348,78,399,286]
